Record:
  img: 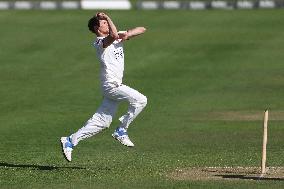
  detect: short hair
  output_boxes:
[88,16,100,33]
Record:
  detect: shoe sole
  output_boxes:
[112,134,134,147]
[60,137,71,162]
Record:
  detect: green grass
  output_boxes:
[0,10,284,188]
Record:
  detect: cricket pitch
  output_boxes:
[168,167,284,181]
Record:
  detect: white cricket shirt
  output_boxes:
[94,36,124,86]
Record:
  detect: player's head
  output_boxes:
[88,15,109,36]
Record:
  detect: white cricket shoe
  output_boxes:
[112,127,134,147]
[60,137,73,162]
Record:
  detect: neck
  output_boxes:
[99,34,108,37]
[97,31,109,37]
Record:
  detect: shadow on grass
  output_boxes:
[217,174,284,181]
[0,162,86,171]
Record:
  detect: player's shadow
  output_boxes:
[0,162,86,171]
[217,174,284,181]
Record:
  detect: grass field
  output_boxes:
[0,9,284,188]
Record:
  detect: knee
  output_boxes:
[103,115,113,128]
[130,94,147,109]
[104,117,112,128]
[138,95,147,108]
[89,113,113,129]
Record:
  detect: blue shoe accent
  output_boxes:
[115,127,127,137]
[112,128,134,147]
[65,137,74,148]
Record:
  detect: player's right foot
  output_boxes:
[60,137,73,162]
[112,127,134,147]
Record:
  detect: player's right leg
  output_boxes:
[105,84,147,147]
[60,97,118,162]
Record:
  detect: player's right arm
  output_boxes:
[97,13,119,48]
[118,27,147,41]
[127,27,147,39]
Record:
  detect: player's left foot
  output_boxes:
[60,136,74,162]
[112,127,134,147]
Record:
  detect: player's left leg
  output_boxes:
[60,97,118,162]
[70,97,118,146]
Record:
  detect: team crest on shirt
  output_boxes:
[114,47,124,60]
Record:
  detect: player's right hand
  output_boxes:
[96,12,108,20]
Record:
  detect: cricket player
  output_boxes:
[60,12,147,162]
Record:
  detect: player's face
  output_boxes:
[98,20,109,35]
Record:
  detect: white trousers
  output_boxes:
[71,84,147,146]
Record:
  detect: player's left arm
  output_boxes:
[119,27,146,41]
